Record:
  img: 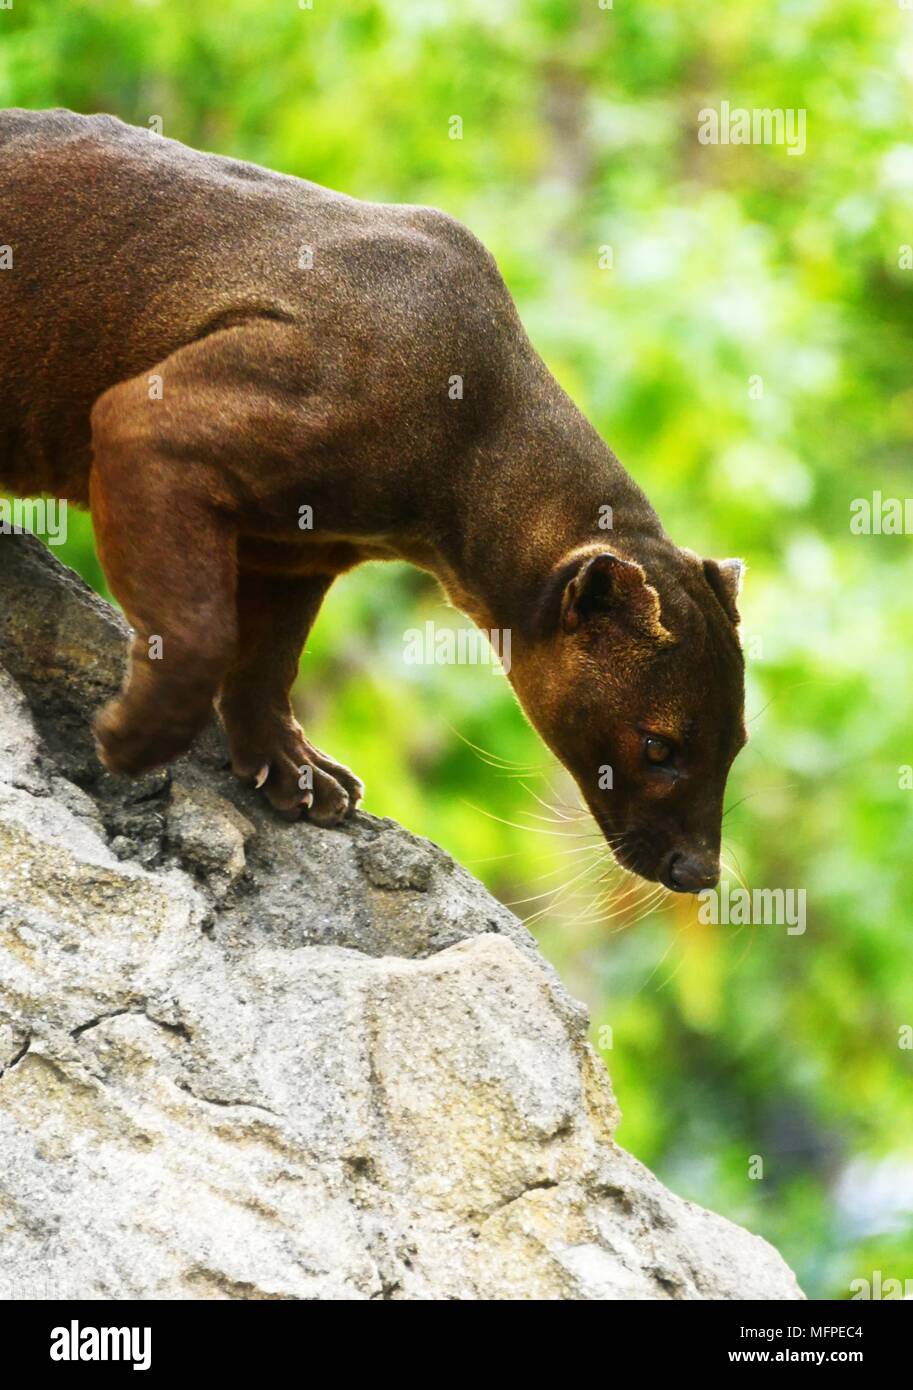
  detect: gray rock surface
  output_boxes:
[0,532,803,1300]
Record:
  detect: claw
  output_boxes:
[254,764,270,790]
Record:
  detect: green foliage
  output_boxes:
[3,0,911,1298]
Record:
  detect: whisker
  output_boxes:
[445,723,545,770]
[637,925,683,987]
[722,784,799,820]
[513,805,583,827]
[462,801,599,839]
[517,780,582,823]
[506,860,605,909]
[652,946,689,991]
[504,847,607,901]
[628,887,671,925]
[582,872,648,918]
[575,870,667,929]
[720,847,751,895]
[521,878,599,927]
[746,677,839,727]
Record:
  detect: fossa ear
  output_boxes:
[702,557,744,626]
[560,551,672,642]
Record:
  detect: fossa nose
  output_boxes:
[660,849,720,893]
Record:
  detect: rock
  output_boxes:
[0,532,803,1300]
[166,785,256,894]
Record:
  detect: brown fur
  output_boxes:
[0,110,746,885]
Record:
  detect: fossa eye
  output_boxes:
[644,735,673,766]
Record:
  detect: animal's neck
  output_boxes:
[431,381,668,638]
